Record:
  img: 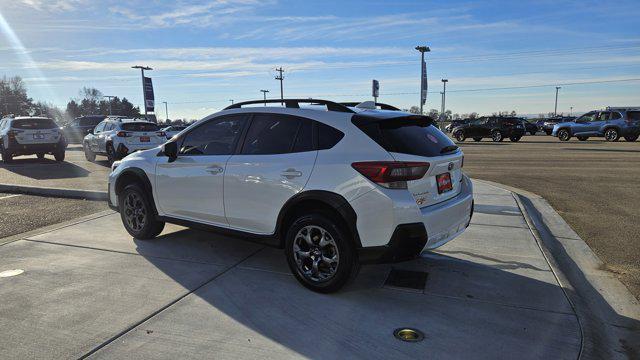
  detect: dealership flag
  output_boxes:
[143,76,155,112]
[420,59,428,105]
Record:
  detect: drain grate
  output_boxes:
[384,269,428,291]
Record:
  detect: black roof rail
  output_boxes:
[224,99,355,113]
[340,102,401,111]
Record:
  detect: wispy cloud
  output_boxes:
[14,0,86,12]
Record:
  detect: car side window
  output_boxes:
[179,115,248,156]
[94,122,106,133]
[610,112,622,120]
[597,112,610,121]
[241,114,301,155]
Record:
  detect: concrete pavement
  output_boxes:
[0,181,618,359]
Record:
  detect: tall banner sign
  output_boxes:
[421,60,428,105]
[143,76,155,113]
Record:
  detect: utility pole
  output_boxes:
[415,45,430,114]
[131,65,153,120]
[260,90,269,106]
[441,79,448,126]
[554,86,561,116]
[162,101,169,121]
[103,95,116,115]
[275,67,284,104]
[440,92,444,119]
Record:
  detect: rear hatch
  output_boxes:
[120,122,165,146]
[11,118,61,145]
[353,114,463,207]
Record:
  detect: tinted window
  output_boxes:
[293,118,314,152]
[354,117,457,157]
[610,112,622,120]
[501,118,519,127]
[180,115,247,156]
[79,117,104,126]
[122,123,159,132]
[241,114,300,155]
[627,111,640,121]
[12,118,57,130]
[318,123,344,150]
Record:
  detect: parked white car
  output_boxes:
[107,99,474,292]
[0,116,66,163]
[161,125,188,139]
[83,118,166,164]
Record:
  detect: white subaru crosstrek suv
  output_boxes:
[107,99,474,292]
[83,117,166,164]
[0,116,66,163]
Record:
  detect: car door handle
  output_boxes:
[281,169,302,179]
[206,166,224,175]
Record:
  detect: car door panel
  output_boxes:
[224,114,317,234]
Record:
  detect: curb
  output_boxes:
[478,180,640,360]
[0,184,107,201]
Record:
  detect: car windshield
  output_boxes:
[122,123,159,132]
[12,118,57,129]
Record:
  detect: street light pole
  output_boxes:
[229,99,234,105]
[554,86,561,116]
[162,101,169,122]
[131,65,153,120]
[441,79,448,126]
[260,90,269,106]
[570,106,573,116]
[103,95,116,115]
[415,45,430,115]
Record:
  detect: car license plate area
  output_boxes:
[436,173,453,194]
[33,134,45,140]
[140,136,150,142]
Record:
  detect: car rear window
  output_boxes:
[79,117,104,126]
[501,119,519,126]
[122,123,159,132]
[627,111,640,121]
[12,118,57,129]
[353,116,458,157]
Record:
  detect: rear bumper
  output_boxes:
[6,140,65,155]
[358,175,474,264]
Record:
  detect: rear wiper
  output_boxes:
[440,145,459,154]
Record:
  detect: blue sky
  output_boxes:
[0,0,639,119]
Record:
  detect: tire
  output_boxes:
[491,130,503,142]
[558,129,571,141]
[529,131,537,136]
[624,135,638,142]
[118,184,165,240]
[453,130,466,142]
[577,136,588,141]
[54,150,65,162]
[509,136,521,142]
[473,137,482,142]
[83,143,96,162]
[37,153,45,160]
[106,143,117,165]
[545,130,552,136]
[1,144,12,164]
[604,128,620,142]
[285,213,359,293]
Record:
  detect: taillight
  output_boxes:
[351,161,430,189]
[157,131,166,138]
[7,130,23,138]
[116,131,130,137]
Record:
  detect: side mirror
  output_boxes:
[162,141,178,162]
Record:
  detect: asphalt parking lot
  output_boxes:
[0,182,587,359]
[458,134,640,299]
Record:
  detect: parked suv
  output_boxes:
[107,99,474,293]
[452,116,525,142]
[62,115,106,143]
[542,116,574,135]
[552,108,640,142]
[0,116,66,163]
[83,118,166,164]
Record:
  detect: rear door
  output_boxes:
[354,116,463,207]
[224,113,317,234]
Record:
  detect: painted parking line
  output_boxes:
[0,194,22,200]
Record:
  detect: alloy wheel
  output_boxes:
[123,192,147,232]
[605,129,618,142]
[293,225,340,283]
[492,131,503,142]
[558,130,570,141]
